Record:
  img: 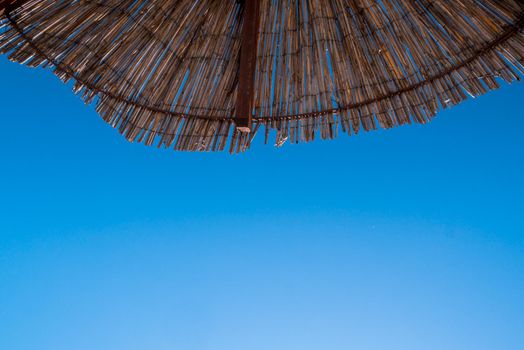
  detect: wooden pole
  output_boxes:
[235,0,260,133]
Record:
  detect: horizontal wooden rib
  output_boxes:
[5,9,522,122]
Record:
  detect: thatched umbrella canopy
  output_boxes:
[1,0,523,152]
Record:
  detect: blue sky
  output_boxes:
[1,57,523,350]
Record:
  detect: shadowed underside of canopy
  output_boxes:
[1,0,523,152]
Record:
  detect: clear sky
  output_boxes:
[1,56,523,350]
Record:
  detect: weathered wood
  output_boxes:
[235,0,261,132]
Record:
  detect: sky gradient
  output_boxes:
[1,57,524,350]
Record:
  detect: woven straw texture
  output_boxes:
[1,0,523,152]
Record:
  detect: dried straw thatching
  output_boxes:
[1,0,523,152]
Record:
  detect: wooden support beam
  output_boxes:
[235,0,261,133]
[0,0,27,16]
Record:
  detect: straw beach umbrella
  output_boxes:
[1,0,523,152]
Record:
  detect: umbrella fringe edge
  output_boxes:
[1,7,523,153]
